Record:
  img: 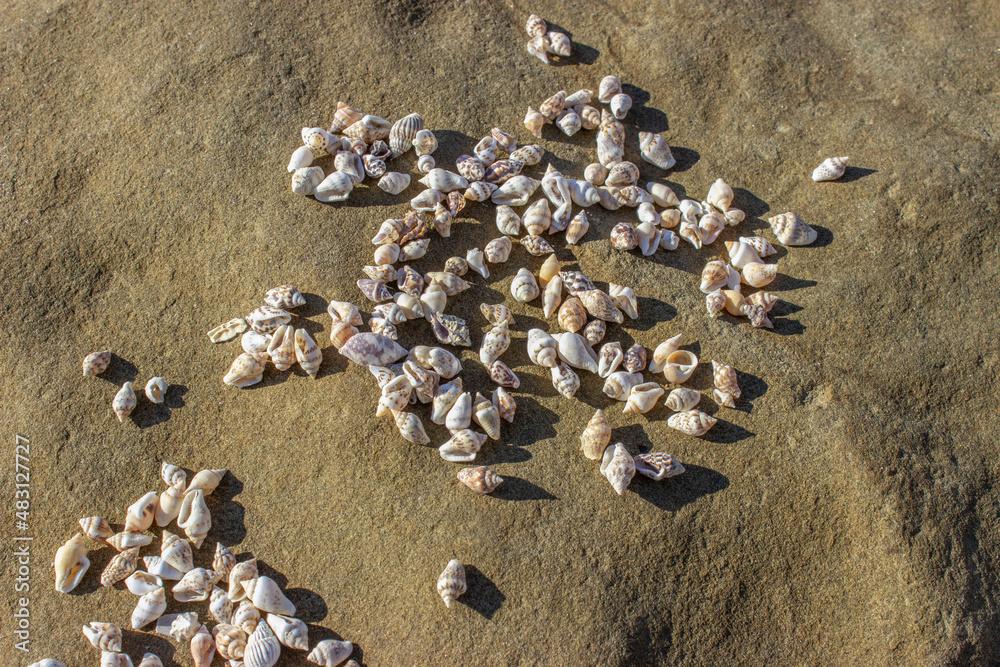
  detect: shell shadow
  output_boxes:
[493,475,557,502]
[668,146,700,173]
[432,129,478,171]
[70,544,116,596]
[206,472,247,547]
[632,463,729,512]
[770,275,817,292]
[132,384,188,429]
[484,444,533,465]
[121,635,177,667]
[297,292,330,318]
[839,166,877,182]
[771,317,806,337]
[101,354,138,386]
[506,396,558,444]
[254,558,329,623]
[733,188,771,219]
[810,225,834,248]
[460,565,505,619]
[699,412,755,444]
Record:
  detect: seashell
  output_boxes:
[314,171,353,203]
[742,262,778,288]
[154,612,200,644]
[464,247,489,279]
[522,199,551,236]
[419,168,469,193]
[523,104,547,136]
[373,243,400,266]
[565,210,591,245]
[190,625,216,667]
[554,332,598,374]
[391,410,429,445]
[584,163,608,186]
[178,489,211,548]
[605,161,639,188]
[543,274,563,318]
[54,534,90,592]
[143,556,184,581]
[368,365,398,389]
[420,282,447,321]
[79,515,113,541]
[411,128,438,156]
[228,559,258,601]
[700,259,739,294]
[637,201,658,225]
[124,491,157,532]
[439,429,488,463]
[767,212,817,246]
[600,443,636,496]
[447,189,467,215]
[698,210,726,245]
[431,378,464,425]
[416,153,434,172]
[243,575,296,616]
[173,567,219,603]
[387,112,424,157]
[668,409,717,437]
[82,350,113,377]
[724,207,745,226]
[583,319,606,347]
[624,382,665,415]
[334,151,364,184]
[539,89,566,121]
[597,342,623,378]
[411,345,462,378]
[287,145,314,172]
[368,318,398,340]
[374,171,411,197]
[445,391,473,432]
[520,234,555,256]
[368,139,390,159]
[346,137,367,156]
[343,114,391,144]
[610,222,638,251]
[527,328,559,368]
[455,154,486,182]
[646,181,680,208]
[100,651,132,667]
[747,290,779,313]
[294,328,322,378]
[411,188,445,212]
[242,330,271,356]
[430,312,472,347]
[560,270,595,295]
[437,559,467,607]
[400,238,431,262]
[112,382,137,422]
[812,156,849,182]
[725,240,763,270]
[187,467,227,495]
[539,253,561,286]
[596,186,623,210]
[472,393,502,440]
[712,360,741,408]
[706,289,726,318]
[160,462,186,491]
[551,362,581,398]
[510,268,540,302]
[740,235,777,258]
[481,302,515,327]
[609,92,632,119]
[635,452,685,481]
[247,306,292,334]
[458,465,503,494]
[308,639,355,667]
[568,179,601,207]
[623,344,647,373]
[106,531,152,551]
[679,220,702,249]
[267,324,295,371]
[339,332,407,366]
[658,207,682,230]
[244,620,282,667]
[372,218,403,245]
[665,387,701,412]
[479,324,511,366]
[101,546,140,587]
[329,101,363,133]
[155,484,184,527]
[706,178,734,212]
[210,585,234,624]
[207,319,247,344]
[232,599,261,634]
[597,111,625,167]
[329,321,358,350]
[635,220,661,256]
[603,370,643,401]
[608,284,638,320]
[83,621,123,652]
[213,623,246,661]
[510,144,543,166]
[464,180,498,202]
[577,103,600,130]
[27,660,67,667]
[474,135,498,163]
[378,375,414,415]
[490,360,520,388]
[612,185,653,208]
[638,131,676,170]
[580,409,612,460]
[396,265,426,296]
[660,229,680,250]
[492,387,516,423]
[494,206,522,238]
[424,271,470,296]
[598,74,622,103]
[556,108,582,136]
[662,349,699,384]
[131,587,167,629]
[485,158,524,184]
[491,175,540,206]
[266,613,309,652]
[577,289,624,323]
[547,30,571,56]
[541,163,570,207]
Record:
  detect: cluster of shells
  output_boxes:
[82,351,170,423]
[47,465,357,667]
[524,14,571,65]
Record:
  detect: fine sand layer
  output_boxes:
[1,1,998,665]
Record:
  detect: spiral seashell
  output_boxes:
[521,329,555,369]
[510,144,543,166]
[706,289,726,319]
[543,274,563,318]
[560,270,595,295]
[595,186,622,210]
[314,171,353,203]
[608,92,631,120]
[540,163,570,207]
[342,114,391,144]
[661,350,699,384]
[370,318,397,341]
[178,489,211,548]
[580,409,612,460]
[660,229,680,250]
[79,515,113,541]
[377,375,413,416]
[262,613,308,652]
[645,181,679,208]
[812,155,848,182]
[228,559,258,601]
[210,585,234,624]
[83,621,123,652]
[173,567,218,603]
[185,625,215,667]
[372,171,409,197]
[577,289,624,323]
[420,283,447,321]
[101,546,140,588]
[410,188,445,212]
[601,443,636,496]
[80,350,113,378]
[339,332,407,367]
[396,265,426,297]
[308,639,355,666]
[329,321,358,350]
[444,391,473,432]
[243,575,296,616]
[597,342,623,379]
[143,556,183,581]
[610,222,638,251]
[537,89,565,121]
[437,559,467,608]
[624,382,665,415]
[418,154,435,173]
[738,237,776,260]
[213,623,247,661]
[485,158,524,184]
[244,620,281,667]
[362,154,386,179]
[290,165,323,196]
[424,271,470,296]
[578,322,604,350]
[247,306,292,334]
[554,332,598,374]
[386,112,423,158]
[54,535,90,593]
[567,179,600,208]
[267,324,295,371]
[207,318,247,344]
[293,328,322,378]
[603,161,638,188]
[668,409,717,437]
[522,199,551,236]
[411,345,462,378]
[430,312,472,347]
[112,381,137,422]
[241,330,271,356]
[470,392,501,440]
[603,371,643,402]
[665,387,701,412]
[461,247,488,280]
[454,464,504,497]
[769,210,817,246]
[583,164,608,188]
[393,410,430,445]
[131,586,167,629]
[106,531,152,551]
[706,178,734,212]
[747,290,779,314]
[661,207,682,229]
[99,651,132,667]
[137,654,163,667]
[123,491,157,532]
[701,259,739,294]
[555,108,581,136]
[430,378,463,425]
[547,30,571,57]
[725,240,763,270]
[608,284,638,320]
[287,145,314,173]
[635,452,685,481]
[400,239,430,262]
[520,234,555,257]
[419,168,469,193]
[439,429,488,463]
[224,352,266,388]
[562,210,590,245]
[510,268,540,303]
[698,210,726,245]
[623,344,647,374]
[551,362,581,398]
[598,74,621,103]
[329,101,363,133]
[638,131,676,170]
[232,599,260,635]
[712,360,741,408]
[635,220,661,256]
[491,174,540,206]
[490,360,520,388]
[742,262,778,288]
[481,302,515,327]
[454,154,485,182]
[597,109,625,166]
[679,220,702,249]
[479,323,511,366]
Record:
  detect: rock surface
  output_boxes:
[0,0,997,665]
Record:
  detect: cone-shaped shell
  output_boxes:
[244,620,282,667]
[112,382,137,422]
[767,212,817,246]
[82,622,123,652]
[457,466,503,494]
[580,410,612,460]
[308,639,354,667]
[667,409,717,436]
[266,613,309,651]
[242,575,296,616]
[600,443,636,495]
[811,156,848,182]
[131,587,167,629]
[340,332,407,366]
[436,559,467,608]
[388,113,424,157]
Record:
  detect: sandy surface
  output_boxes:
[1,0,999,665]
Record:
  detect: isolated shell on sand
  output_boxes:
[639,131,676,170]
[635,452,686,481]
[665,387,701,412]
[767,212,817,246]
[437,559,467,608]
[600,443,636,496]
[458,466,503,494]
[83,350,112,376]
[812,156,849,182]
[112,382,137,422]
[712,360,741,408]
[340,333,407,366]
[668,409,717,436]
[308,639,355,667]
[580,409,612,460]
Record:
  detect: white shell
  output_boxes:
[490,175,540,207]
[314,171,353,203]
[598,342,623,378]
[340,332,407,366]
[566,210,590,244]
[308,639,354,667]
[725,240,763,270]
[479,324,510,366]
[551,362,581,398]
[609,92,632,119]
[291,166,324,195]
[484,236,513,264]
[439,429,487,463]
[445,392,473,432]
[125,571,163,596]
[143,556,184,581]
[527,328,559,368]
[172,567,217,603]
[624,382,666,415]
[553,332,598,374]
[768,212,817,246]
[662,350,699,384]
[393,410,430,445]
[608,284,638,319]
[667,409,718,436]
[665,387,701,412]
[638,131,676,170]
[112,382,137,422]
[244,620,282,667]
[542,274,563,318]
[287,145,314,173]
[388,113,424,157]
[242,575,296,616]
[124,491,158,532]
[466,247,489,278]
[495,205,522,236]
[177,490,211,548]
[266,613,309,651]
[431,378,464,425]
[154,612,200,643]
[510,268,540,302]
[603,371,643,401]
[706,178,734,211]
[598,75,621,103]
[412,129,438,156]
[436,559,467,608]
[142,376,168,404]
[82,622,123,652]
[811,156,848,182]
[646,181,680,207]
[419,168,469,193]
[600,443,636,495]
[742,262,779,288]
[132,587,167,629]
[417,154,436,173]
[568,178,600,207]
